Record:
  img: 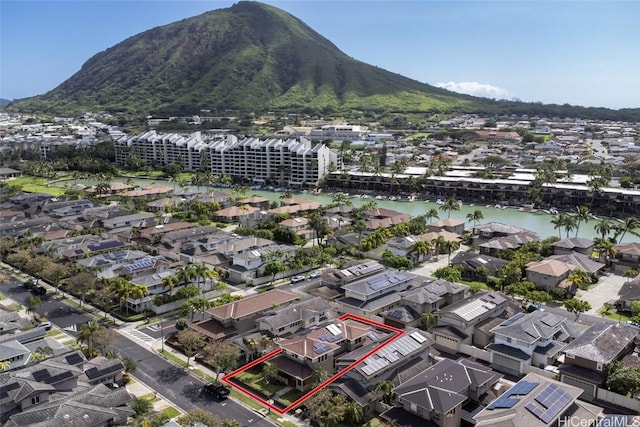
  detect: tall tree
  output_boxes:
[466,209,484,226]
[439,196,460,218]
[564,298,592,321]
[573,205,591,237]
[175,330,205,368]
[200,341,240,380]
[374,380,396,404]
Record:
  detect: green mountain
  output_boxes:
[6,2,639,120]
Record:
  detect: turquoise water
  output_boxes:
[56,178,636,242]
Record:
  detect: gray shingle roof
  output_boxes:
[561,322,638,363]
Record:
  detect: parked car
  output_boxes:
[290,275,306,283]
[203,382,230,399]
[37,321,52,331]
[309,271,321,279]
[22,281,35,290]
[31,285,47,295]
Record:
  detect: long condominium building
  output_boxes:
[114,131,340,187]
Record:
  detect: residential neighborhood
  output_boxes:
[1,110,640,427]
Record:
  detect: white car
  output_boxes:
[309,271,321,279]
[38,322,52,331]
[290,275,306,283]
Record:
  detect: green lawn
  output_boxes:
[160,406,180,419]
[9,176,66,196]
[599,308,632,322]
[236,369,284,395]
[460,280,492,291]
[278,388,304,406]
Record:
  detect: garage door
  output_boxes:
[492,353,522,375]
[561,375,596,400]
[434,332,459,352]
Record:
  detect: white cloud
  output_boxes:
[435,81,510,99]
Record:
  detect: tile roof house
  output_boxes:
[382,279,469,330]
[432,292,509,353]
[612,242,640,274]
[616,275,640,312]
[196,289,299,338]
[559,322,638,400]
[525,259,578,292]
[273,319,383,391]
[3,383,134,427]
[386,358,502,427]
[338,270,417,316]
[474,373,603,427]
[428,218,465,235]
[552,237,594,255]
[362,208,412,231]
[478,231,539,256]
[486,311,585,375]
[548,253,605,275]
[336,329,434,387]
[450,252,508,282]
[256,297,338,337]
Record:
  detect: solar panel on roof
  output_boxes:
[32,369,51,382]
[487,380,539,410]
[368,331,379,341]
[500,312,525,327]
[65,352,83,365]
[327,324,341,336]
[387,309,403,319]
[410,331,427,344]
[44,370,74,384]
[313,343,331,355]
[326,333,343,342]
[510,380,538,395]
[487,394,519,409]
[0,382,20,399]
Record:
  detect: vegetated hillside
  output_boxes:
[6,2,639,121]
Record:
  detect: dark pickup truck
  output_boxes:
[203,382,230,399]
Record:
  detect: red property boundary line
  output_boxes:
[221,313,405,415]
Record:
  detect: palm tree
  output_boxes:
[245,338,258,361]
[78,320,101,358]
[613,216,640,243]
[594,218,615,240]
[374,380,395,404]
[420,312,435,331]
[344,400,364,425]
[30,346,53,363]
[573,205,590,237]
[130,396,154,419]
[410,240,432,264]
[594,237,618,265]
[562,214,578,238]
[0,360,11,372]
[442,239,461,265]
[439,196,460,218]
[551,213,568,238]
[161,274,178,296]
[262,362,278,384]
[25,296,41,321]
[176,264,197,287]
[624,269,639,282]
[567,269,591,291]
[424,208,439,224]
[259,335,272,355]
[431,235,446,255]
[466,209,484,226]
[129,284,150,313]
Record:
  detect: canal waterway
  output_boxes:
[55,177,637,243]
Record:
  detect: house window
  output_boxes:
[410,402,418,413]
[597,362,603,371]
[31,395,40,405]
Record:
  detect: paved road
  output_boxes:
[0,273,274,427]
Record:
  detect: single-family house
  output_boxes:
[525,259,577,292]
[386,358,502,427]
[486,311,585,375]
[337,270,417,316]
[450,252,508,282]
[429,218,465,235]
[474,373,603,427]
[559,322,638,400]
[432,292,509,352]
[256,297,338,337]
[616,275,640,312]
[552,237,594,256]
[612,242,640,273]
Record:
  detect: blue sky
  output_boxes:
[1,0,639,109]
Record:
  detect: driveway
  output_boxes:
[576,273,626,315]
[410,247,467,278]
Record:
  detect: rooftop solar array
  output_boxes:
[123,256,164,272]
[410,331,427,344]
[360,334,424,376]
[366,272,410,291]
[326,324,342,336]
[87,240,124,252]
[65,352,84,365]
[341,261,384,277]
[0,382,19,399]
[453,299,497,321]
[525,383,572,424]
[499,312,525,327]
[313,342,332,355]
[386,309,404,319]
[368,331,380,341]
[487,380,538,409]
[85,363,124,380]
[319,333,343,343]
[540,313,563,328]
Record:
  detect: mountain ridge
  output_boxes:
[6,1,639,120]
